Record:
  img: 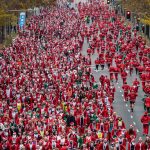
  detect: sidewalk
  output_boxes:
[120,13,150,47]
[110,1,150,47]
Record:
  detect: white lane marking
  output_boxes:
[131,115,133,118]
[120,90,122,92]
[128,109,130,112]
[137,129,139,133]
[122,94,124,97]
[126,104,128,107]
[133,122,136,125]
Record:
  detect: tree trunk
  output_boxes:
[0,26,2,43]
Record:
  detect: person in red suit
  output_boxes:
[96,139,103,149]
[115,117,126,130]
[125,125,136,143]
[0,140,11,150]
[9,132,21,146]
[10,143,19,150]
[115,139,126,150]
[99,75,105,88]
[109,66,115,81]
[102,139,109,150]
[144,136,150,150]
[114,67,119,82]
[121,71,128,84]
[128,91,138,112]
[122,82,130,101]
[99,58,105,70]
[141,112,149,135]
[118,134,127,149]
[144,96,150,112]
[140,73,146,89]
[128,139,136,150]
[60,144,68,150]
[132,78,140,93]
[87,47,92,58]
[135,137,146,150]
[95,58,100,71]
[110,128,120,142]
[25,139,36,150]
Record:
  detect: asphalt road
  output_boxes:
[81,33,146,140]
[71,0,147,140]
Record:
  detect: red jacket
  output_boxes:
[101,143,109,150]
[145,97,150,107]
[95,59,100,65]
[135,142,146,150]
[26,144,36,150]
[99,59,105,64]
[128,142,136,150]
[125,130,136,142]
[119,145,126,150]
[141,114,149,125]
[122,84,130,92]
[128,92,137,101]
[121,71,127,78]
[10,144,19,150]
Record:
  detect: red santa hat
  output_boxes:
[70,122,74,126]
[144,111,148,115]
[130,124,134,128]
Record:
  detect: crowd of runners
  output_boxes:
[0,0,150,149]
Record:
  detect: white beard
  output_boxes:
[16,94,20,99]
[60,138,65,145]
[4,132,8,136]
[52,141,56,148]
[73,102,76,106]
[34,134,38,138]
[57,135,61,141]
[29,144,32,149]
[12,112,16,118]
[6,89,10,98]
[20,144,25,149]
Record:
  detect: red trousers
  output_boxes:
[124,92,128,101]
[143,124,149,135]
[122,77,126,84]
[142,81,145,88]
[115,73,118,81]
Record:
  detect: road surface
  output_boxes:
[71,0,147,140]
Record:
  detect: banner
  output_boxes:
[19,12,26,29]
